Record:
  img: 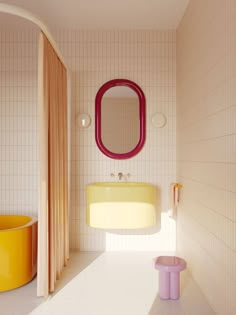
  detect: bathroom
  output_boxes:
[0,0,235,314]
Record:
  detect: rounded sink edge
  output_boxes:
[88,222,156,230]
[87,182,156,187]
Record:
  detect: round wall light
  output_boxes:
[151,112,167,128]
[77,113,91,128]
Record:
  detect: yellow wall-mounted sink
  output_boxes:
[86,182,157,229]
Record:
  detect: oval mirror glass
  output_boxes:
[95,79,146,159]
[101,86,139,154]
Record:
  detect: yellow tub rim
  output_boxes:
[0,215,38,231]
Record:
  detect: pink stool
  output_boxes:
[155,256,187,300]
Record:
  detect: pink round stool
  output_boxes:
[155,256,187,300]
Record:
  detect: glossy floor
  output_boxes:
[0,252,215,315]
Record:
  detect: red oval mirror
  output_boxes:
[95,79,146,159]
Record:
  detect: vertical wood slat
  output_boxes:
[59,66,65,274]
[37,32,69,297]
[37,32,49,297]
[49,39,54,292]
[57,61,62,277]
[63,67,69,264]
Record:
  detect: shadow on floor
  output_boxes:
[148,270,215,315]
[52,251,103,295]
[0,251,103,315]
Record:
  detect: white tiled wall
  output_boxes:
[177,0,236,314]
[55,30,177,251]
[0,30,38,217]
[0,29,176,252]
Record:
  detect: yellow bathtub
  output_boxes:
[0,215,37,292]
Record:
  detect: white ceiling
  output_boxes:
[0,0,189,29]
[0,12,38,28]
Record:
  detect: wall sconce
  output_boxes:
[77,113,91,128]
[151,112,167,128]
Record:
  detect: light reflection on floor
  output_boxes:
[1,251,215,315]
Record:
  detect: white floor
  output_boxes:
[0,252,215,315]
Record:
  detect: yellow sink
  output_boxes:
[86,182,157,229]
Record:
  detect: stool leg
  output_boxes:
[159,271,170,299]
[170,272,180,299]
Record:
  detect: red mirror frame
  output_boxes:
[95,79,146,159]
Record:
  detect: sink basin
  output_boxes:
[86,182,157,229]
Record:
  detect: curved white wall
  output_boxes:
[177,0,236,313]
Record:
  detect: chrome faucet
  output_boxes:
[110,172,131,181]
[118,172,123,180]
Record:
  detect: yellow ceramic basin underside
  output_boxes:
[86,182,157,229]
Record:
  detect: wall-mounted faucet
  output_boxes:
[118,172,123,180]
[110,172,131,181]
